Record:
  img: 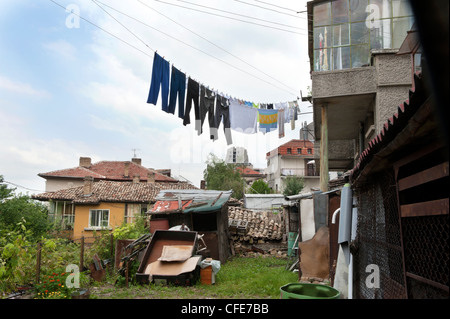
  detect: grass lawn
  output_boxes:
[90,256,299,299]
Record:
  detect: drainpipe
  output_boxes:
[332,183,353,298]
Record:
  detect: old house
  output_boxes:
[266,139,319,193]
[307,0,416,191]
[32,177,197,241]
[306,0,448,299]
[38,156,178,192]
[148,190,232,263]
[235,166,267,186]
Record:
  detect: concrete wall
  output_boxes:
[373,52,412,133]
[312,67,377,99]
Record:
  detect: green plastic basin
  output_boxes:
[280,283,341,299]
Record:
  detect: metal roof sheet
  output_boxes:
[150,190,232,214]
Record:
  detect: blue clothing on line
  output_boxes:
[147,52,170,110]
[168,65,186,119]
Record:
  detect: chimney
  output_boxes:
[147,172,155,183]
[133,174,140,183]
[83,176,94,196]
[132,158,142,166]
[79,157,91,168]
[124,162,130,178]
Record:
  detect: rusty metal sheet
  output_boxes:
[151,200,193,213]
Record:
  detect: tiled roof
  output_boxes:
[235,166,266,176]
[32,180,198,204]
[350,73,428,181]
[267,139,314,157]
[39,160,177,183]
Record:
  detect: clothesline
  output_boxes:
[146,52,301,145]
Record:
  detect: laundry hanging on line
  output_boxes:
[146,52,301,144]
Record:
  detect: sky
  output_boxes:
[0,0,313,194]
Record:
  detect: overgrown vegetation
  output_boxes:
[1,176,298,299]
[91,256,298,299]
[203,154,245,199]
[248,180,273,194]
[282,176,305,196]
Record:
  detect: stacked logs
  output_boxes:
[228,206,284,243]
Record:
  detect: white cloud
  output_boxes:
[0,74,50,98]
[42,40,77,61]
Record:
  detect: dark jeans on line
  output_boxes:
[167,65,186,119]
[215,94,232,145]
[147,52,170,110]
[183,77,200,126]
[197,85,216,136]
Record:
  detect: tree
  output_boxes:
[248,179,273,194]
[282,176,305,196]
[203,154,245,199]
[0,175,50,241]
[0,175,15,202]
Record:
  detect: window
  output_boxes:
[89,209,109,229]
[307,148,313,154]
[297,148,302,154]
[313,0,414,71]
[287,148,292,154]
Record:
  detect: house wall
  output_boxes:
[73,202,125,241]
[373,52,412,133]
[45,178,84,192]
[267,154,317,193]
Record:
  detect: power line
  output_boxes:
[50,0,300,97]
[175,0,303,30]
[152,0,306,35]
[136,0,298,94]
[91,0,154,52]
[253,0,300,13]
[2,180,45,193]
[93,0,299,96]
[233,0,305,19]
[48,0,154,58]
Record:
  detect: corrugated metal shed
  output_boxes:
[150,190,232,214]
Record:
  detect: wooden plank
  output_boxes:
[398,162,449,191]
[401,198,449,217]
[393,142,442,171]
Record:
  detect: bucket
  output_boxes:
[200,266,215,285]
[280,283,340,299]
[287,232,298,257]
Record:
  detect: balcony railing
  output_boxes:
[281,167,319,177]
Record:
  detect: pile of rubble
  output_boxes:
[228,207,284,243]
[233,242,288,258]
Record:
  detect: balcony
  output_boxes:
[281,167,319,177]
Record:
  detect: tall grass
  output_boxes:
[93,256,299,299]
